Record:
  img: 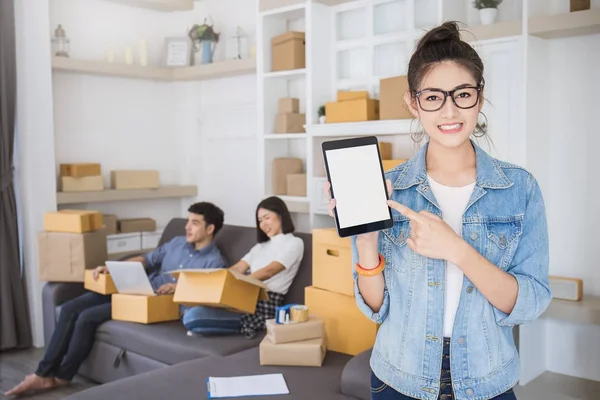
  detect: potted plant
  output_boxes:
[318,105,326,124]
[188,19,220,64]
[473,0,503,25]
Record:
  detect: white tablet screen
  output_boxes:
[325,144,389,229]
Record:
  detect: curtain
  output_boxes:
[1,0,32,351]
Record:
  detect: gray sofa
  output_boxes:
[41,219,372,399]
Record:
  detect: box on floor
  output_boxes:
[170,269,268,314]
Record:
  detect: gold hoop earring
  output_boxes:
[473,111,488,138]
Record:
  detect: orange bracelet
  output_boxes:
[355,254,385,277]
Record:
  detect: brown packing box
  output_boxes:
[279,97,299,113]
[170,269,269,314]
[379,75,413,120]
[266,316,324,344]
[287,173,307,197]
[61,175,104,192]
[379,142,392,160]
[571,0,590,12]
[118,218,157,233]
[275,113,306,133]
[111,294,180,324]
[382,159,407,171]
[84,270,117,295]
[44,210,103,233]
[273,158,303,195]
[337,90,369,102]
[110,170,159,190]
[271,31,305,72]
[102,214,118,235]
[312,228,353,296]
[60,163,101,178]
[326,99,379,123]
[260,336,326,367]
[305,286,377,356]
[38,229,108,282]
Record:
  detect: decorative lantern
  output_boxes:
[51,24,70,57]
[227,26,250,60]
[188,19,220,65]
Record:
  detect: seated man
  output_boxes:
[5,202,226,397]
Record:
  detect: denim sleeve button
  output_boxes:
[469,232,478,240]
[466,286,474,293]
[466,388,474,396]
[457,336,465,344]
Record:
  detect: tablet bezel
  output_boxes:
[321,135,393,238]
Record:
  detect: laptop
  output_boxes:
[105,261,156,296]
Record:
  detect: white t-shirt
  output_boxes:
[241,233,304,295]
[427,174,475,338]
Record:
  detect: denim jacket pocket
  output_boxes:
[485,215,524,270]
[382,217,425,273]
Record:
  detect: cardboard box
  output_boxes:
[118,218,157,233]
[60,163,101,178]
[260,336,326,367]
[337,90,369,102]
[379,142,392,160]
[279,97,299,113]
[275,113,306,133]
[273,158,303,195]
[382,159,407,171]
[61,175,104,192]
[266,317,324,344]
[102,214,118,235]
[111,294,180,324]
[271,31,305,72]
[312,228,353,296]
[571,0,590,12]
[38,229,108,282]
[44,210,103,233]
[287,173,307,197]
[379,75,412,120]
[326,99,379,123]
[110,170,159,190]
[305,286,377,356]
[170,269,268,314]
[84,270,117,295]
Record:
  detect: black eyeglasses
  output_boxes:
[414,85,483,112]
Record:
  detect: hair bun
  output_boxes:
[415,21,462,51]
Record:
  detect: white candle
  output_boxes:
[138,39,148,66]
[124,46,133,65]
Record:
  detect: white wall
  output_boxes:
[15,0,58,347]
[543,33,600,382]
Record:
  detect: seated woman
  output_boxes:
[182,196,304,339]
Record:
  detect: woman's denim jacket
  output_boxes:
[352,141,551,400]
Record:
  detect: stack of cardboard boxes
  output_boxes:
[260,316,327,367]
[275,97,305,134]
[59,163,104,192]
[272,158,306,197]
[38,210,108,282]
[377,141,408,172]
[304,228,378,356]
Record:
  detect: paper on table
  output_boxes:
[207,373,289,398]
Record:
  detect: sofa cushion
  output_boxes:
[341,349,372,400]
[66,347,356,400]
[96,320,264,365]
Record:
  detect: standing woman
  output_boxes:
[327,22,551,400]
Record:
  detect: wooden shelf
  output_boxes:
[263,68,306,79]
[52,57,256,82]
[306,119,412,137]
[515,371,600,400]
[263,133,307,139]
[529,9,600,39]
[56,185,198,205]
[100,0,193,12]
[542,295,600,326]
[259,0,351,12]
[462,20,523,42]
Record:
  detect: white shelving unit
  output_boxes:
[100,0,194,12]
[257,0,600,394]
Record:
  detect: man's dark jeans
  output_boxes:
[35,292,111,381]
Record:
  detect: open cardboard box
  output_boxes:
[169,269,269,314]
[84,270,117,295]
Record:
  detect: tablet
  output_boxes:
[321,136,393,238]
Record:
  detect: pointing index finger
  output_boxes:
[387,200,424,223]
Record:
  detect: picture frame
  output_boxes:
[163,36,191,67]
